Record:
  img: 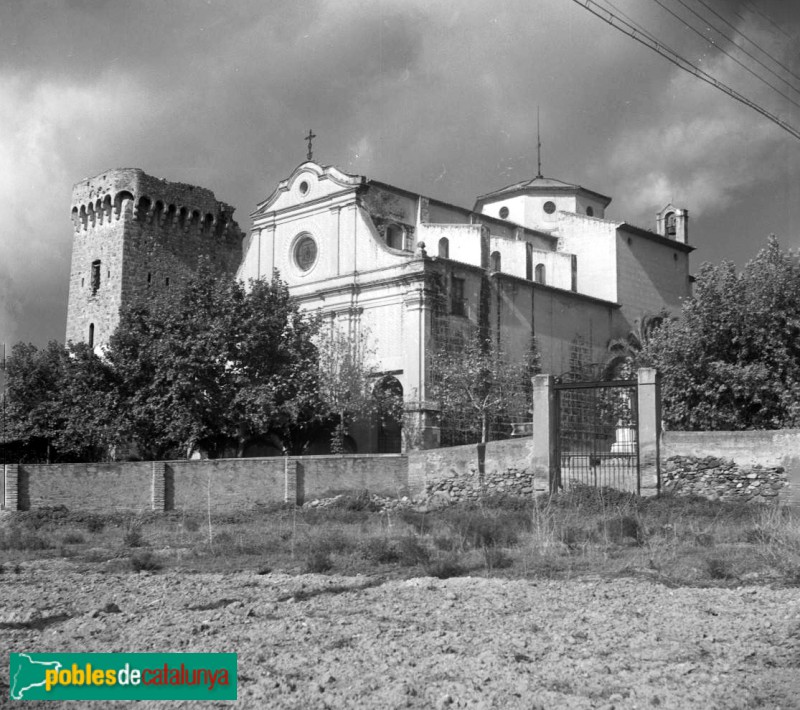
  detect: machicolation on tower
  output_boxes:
[66,168,243,351]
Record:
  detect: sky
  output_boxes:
[2,0,799,349]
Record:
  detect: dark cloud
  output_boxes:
[2,0,799,347]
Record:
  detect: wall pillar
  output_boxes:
[151,462,166,511]
[531,375,557,493]
[637,368,661,496]
[3,464,19,511]
[284,458,298,504]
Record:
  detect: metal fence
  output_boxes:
[554,379,640,494]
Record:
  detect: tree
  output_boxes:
[106,268,323,458]
[315,326,403,453]
[429,331,537,445]
[640,237,800,430]
[603,313,666,380]
[4,341,115,462]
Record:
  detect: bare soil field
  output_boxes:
[2,491,800,708]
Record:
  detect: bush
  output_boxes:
[86,516,105,534]
[396,535,431,566]
[130,551,162,572]
[304,550,333,573]
[426,555,467,579]
[705,556,735,580]
[483,546,513,571]
[0,527,52,551]
[62,532,85,545]
[331,490,382,512]
[359,537,399,564]
[600,515,645,545]
[397,509,430,534]
[123,522,145,548]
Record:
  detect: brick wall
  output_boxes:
[12,455,408,513]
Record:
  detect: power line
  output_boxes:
[677,0,800,93]
[647,0,800,112]
[691,0,800,86]
[742,0,791,39]
[571,0,800,141]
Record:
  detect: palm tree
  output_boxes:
[603,314,666,380]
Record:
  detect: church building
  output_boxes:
[236,160,693,452]
[65,154,692,455]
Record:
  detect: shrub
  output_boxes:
[483,546,513,571]
[600,515,645,545]
[0,527,52,551]
[705,556,735,580]
[331,490,382,512]
[123,522,144,548]
[182,517,200,533]
[396,535,431,566]
[359,537,399,564]
[426,555,467,579]
[86,516,105,534]
[62,532,86,545]
[130,551,162,573]
[304,550,333,573]
[397,509,430,534]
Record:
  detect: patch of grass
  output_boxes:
[85,516,105,534]
[396,535,431,566]
[122,521,145,548]
[304,550,333,573]
[359,537,399,564]
[426,554,467,579]
[62,532,86,545]
[130,551,162,572]
[704,556,736,581]
[0,527,53,551]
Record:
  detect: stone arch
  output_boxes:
[88,323,95,349]
[438,237,449,259]
[203,213,215,234]
[115,191,135,219]
[71,206,80,231]
[375,375,403,453]
[490,250,501,271]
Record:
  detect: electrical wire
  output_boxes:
[742,0,791,39]
[571,0,800,141]
[675,0,800,93]
[691,0,800,85]
[647,0,800,111]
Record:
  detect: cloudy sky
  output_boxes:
[2,0,799,349]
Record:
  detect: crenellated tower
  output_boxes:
[66,168,243,351]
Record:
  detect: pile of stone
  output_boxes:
[423,467,538,504]
[663,455,787,501]
[303,493,418,512]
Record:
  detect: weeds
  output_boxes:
[122,521,145,548]
[130,551,162,572]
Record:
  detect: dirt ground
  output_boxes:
[2,559,799,709]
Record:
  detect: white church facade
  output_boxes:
[237,161,693,453]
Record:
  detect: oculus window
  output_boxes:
[294,234,318,271]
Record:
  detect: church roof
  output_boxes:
[474,175,612,207]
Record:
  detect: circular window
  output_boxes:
[586,206,594,217]
[294,234,317,271]
[543,201,556,215]
[499,206,509,219]
[299,180,309,196]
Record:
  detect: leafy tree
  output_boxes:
[603,313,666,380]
[429,331,537,445]
[315,326,403,453]
[640,237,800,430]
[106,268,323,459]
[4,341,115,461]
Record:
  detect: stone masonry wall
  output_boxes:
[663,456,787,502]
[67,168,243,350]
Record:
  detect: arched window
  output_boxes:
[525,243,533,280]
[438,237,449,258]
[88,323,95,350]
[665,212,676,237]
[386,224,404,250]
[535,263,546,284]
[375,376,404,453]
[490,251,501,271]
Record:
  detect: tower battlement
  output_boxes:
[66,168,243,352]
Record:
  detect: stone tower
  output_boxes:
[66,168,243,351]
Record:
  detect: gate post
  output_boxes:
[637,368,661,496]
[532,375,558,493]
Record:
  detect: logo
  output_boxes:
[10,653,237,701]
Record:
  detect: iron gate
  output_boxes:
[554,379,640,494]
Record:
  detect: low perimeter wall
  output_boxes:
[662,430,800,506]
[3,430,799,513]
[1,455,407,513]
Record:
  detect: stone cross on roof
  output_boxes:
[305,129,316,161]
